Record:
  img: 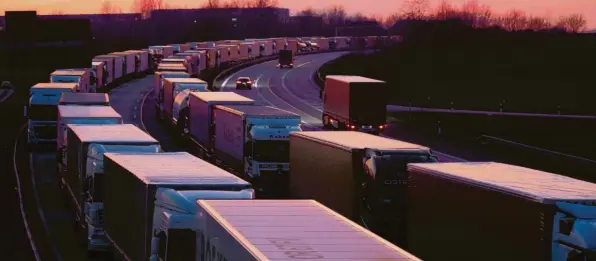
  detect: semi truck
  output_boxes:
[65,124,161,253]
[170,54,199,76]
[26,83,78,146]
[212,104,302,197]
[406,162,596,261]
[102,152,254,261]
[261,41,273,56]
[278,49,294,68]
[323,75,388,134]
[124,50,150,76]
[59,92,110,106]
[156,63,189,74]
[159,78,209,125]
[186,92,255,159]
[153,71,190,105]
[50,69,90,93]
[91,61,107,91]
[171,199,422,261]
[110,52,135,77]
[170,43,191,53]
[289,131,438,245]
[238,43,250,60]
[56,105,123,181]
[195,48,217,69]
[92,57,114,87]
[94,54,124,83]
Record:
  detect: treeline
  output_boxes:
[318,1,595,115]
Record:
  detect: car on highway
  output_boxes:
[235,76,252,90]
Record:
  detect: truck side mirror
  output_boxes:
[431,155,439,162]
[23,106,27,117]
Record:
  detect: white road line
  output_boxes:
[279,61,323,113]
[12,124,42,261]
[140,87,152,133]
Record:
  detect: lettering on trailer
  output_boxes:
[199,231,228,261]
[266,238,324,259]
[269,134,288,139]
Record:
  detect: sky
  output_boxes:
[1,0,595,28]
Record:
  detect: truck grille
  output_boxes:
[34,125,57,139]
[96,209,104,225]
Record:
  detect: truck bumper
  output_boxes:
[251,170,290,198]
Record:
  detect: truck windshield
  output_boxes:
[253,140,290,162]
[29,104,58,121]
[373,154,437,199]
[51,75,80,83]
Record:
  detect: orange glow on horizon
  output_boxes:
[1,0,595,28]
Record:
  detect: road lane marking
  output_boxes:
[13,124,42,261]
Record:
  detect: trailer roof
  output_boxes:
[164,78,207,84]
[59,92,109,104]
[32,83,78,89]
[104,152,249,186]
[198,200,421,261]
[58,105,121,118]
[408,162,596,204]
[124,50,147,53]
[69,124,157,143]
[156,71,189,76]
[51,70,87,76]
[216,104,298,117]
[191,92,254,104]
[94,54,119,58]
[108,52,130,56]
[91,61,105,66]
[162,58,187,62]
[158,64,185,68]
[291,131,428,151]
[326,75,386,84]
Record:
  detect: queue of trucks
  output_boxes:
[23,35,595,261]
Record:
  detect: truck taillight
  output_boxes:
[379,124,385,129]
[246,81,251,84]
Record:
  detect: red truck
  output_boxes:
[322,75,388,135]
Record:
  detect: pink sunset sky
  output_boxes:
[2,0,595,28]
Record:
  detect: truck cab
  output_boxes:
[50,69,90,93]
[360,148,438,243]
[67,124,161,253]
[160,78,209,124]
[149,188,254,261]
[26,83,78,146]
[91,61,107,91]
[278,49,294,68]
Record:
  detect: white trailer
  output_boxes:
[111,52,136,77]
[407,162,596,261]
[91,61,106,91]
[102,152,254,261]
[261,41,273,56]
[160,78,209,125]
[26,83,78,146]
[92,56,115,86]
[50,69,90,93]
[124,50,150,75]
[59,92,109,106]
[95,54,123,82]
[56,105,123,179]
[166,199,423,261]
[65,124,161,253]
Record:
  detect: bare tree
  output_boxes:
[348,12,370,22]
[100,0,122,14]
[382,13,400,28]
[296,7,319,17]
[201,0,220,8]
[401,0,430,20]
[131,0,166,18]
[500,9,527,31]
[434,0,459,20]
[556,14,587,32]
[323,5,347,25]
[246,0,279,8]
[222,0,244,8]
[526,16,552,30]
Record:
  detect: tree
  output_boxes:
[222,0,244,8]
[382,13,400,29]
[526,16,552,30]
[556,14,587,32]
[131,0,166,18]
[400,0,430,20]
[100,0,122,14]
[245,0,279,8]
[434,0,459,20]
[296,7,319,17]
[500,9,527,31]
[323,5,347,25]
[201,0,220,8]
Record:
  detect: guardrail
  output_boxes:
[478,135,596,164]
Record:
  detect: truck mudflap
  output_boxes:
[552,202,596,261]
